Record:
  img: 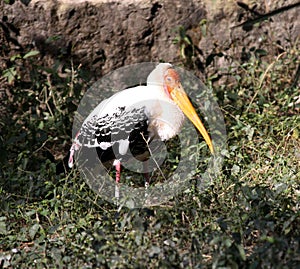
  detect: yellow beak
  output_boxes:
[170,84,214,154]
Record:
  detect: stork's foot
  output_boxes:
[143,160,150,189]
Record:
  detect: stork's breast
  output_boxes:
[147,100,185,141]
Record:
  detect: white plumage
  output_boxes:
[68,63,214,187]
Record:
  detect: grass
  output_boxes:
[1,24,300,268]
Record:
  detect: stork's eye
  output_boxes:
[165,76,173,83]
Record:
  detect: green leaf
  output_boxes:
[0,221,7,235]
[29,223,40,240]
[237,244,246,261]
[199,19,207,37]
[38,121,44,130]
[149,246,161,257]
[23,50,40,59]
[231,164,240,175]
[2,67,17,84]
[224,238,232,247]
[255,49,268,57]
[46,35,62,43]
[10,54,22,61]
[4,0,15,4]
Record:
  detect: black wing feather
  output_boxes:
[78,106,150,163]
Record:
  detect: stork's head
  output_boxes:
[148,63,214,154]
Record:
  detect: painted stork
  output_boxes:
[68,63,214,194]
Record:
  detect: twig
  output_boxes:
[140,133,167,182]
[234,2,300,29]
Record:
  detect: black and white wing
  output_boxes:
[69,104,151,167]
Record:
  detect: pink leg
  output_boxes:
[113,159,121,203]
[68,131,81,168]
[113,159,121,183]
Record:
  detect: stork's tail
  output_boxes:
[68,131,81,168]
